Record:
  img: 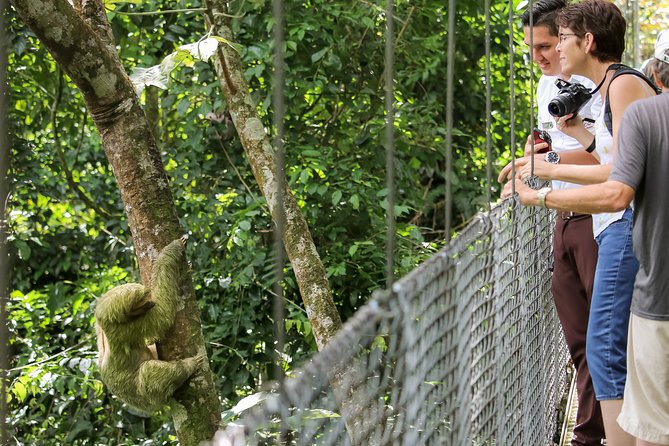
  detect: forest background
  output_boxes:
[5,0,669,444]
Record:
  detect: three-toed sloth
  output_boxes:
[95,237,205,413]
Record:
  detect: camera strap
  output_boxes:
[601,63,661,135]
[589,63,625,95]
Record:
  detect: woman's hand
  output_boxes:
[554,113,596,149]
[554,113,582,136]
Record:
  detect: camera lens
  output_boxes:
[548,84,592,117]
[548,99,565,117]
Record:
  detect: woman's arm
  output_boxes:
[608,74,656,158]
[521,159,611,184]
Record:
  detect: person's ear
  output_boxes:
[652,71,665,90]
[584,32,595,54]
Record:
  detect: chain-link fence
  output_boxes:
[212,200,569,446]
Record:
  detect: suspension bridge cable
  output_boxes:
[0,0,10,441]
[485,0,492,210]
[445,0,456,241]
[271,0,286,397]
[509,0,517,195]
[527,0,548,437]
[529,0,536,175]
[384,0,396,290]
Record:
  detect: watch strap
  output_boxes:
[537,187,552,208]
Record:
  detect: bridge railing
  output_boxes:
[215,200,569,446]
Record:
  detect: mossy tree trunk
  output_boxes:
[10,0,221,444]
[202,0,344,351]
[202,3,379,444]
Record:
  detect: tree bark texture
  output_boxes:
[203,0,344,351]
[10,1,221,444]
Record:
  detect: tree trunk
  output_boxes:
[202,0,343,351]
[201,3,381,444]
[10,0,221,444]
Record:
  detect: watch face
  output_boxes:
[546,151,560,164]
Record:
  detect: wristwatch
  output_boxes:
[537,187,552,208]
[545,151,560,164]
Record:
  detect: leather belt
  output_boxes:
[558,211,590,221]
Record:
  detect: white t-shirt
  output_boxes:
[536,75,602,191]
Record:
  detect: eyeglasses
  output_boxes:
[558,33,579,43]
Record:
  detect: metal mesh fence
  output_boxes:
[213,199,569,446]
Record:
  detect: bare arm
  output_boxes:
[498,149,599,183]
[520,160,611,185]
[502,178,634,214]
[608,75,656,158]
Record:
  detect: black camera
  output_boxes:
[548,78,593,117]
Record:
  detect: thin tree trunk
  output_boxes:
[201,3,380,444]
[202,0,343,351]
[10,1,221,444]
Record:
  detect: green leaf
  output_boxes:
[211,35,244,54]
[12,381,27,402]
[331,190,342,206]
[311,47,329,63]
[65,420,94,442]
[14,240,31,260]
[349,194,360,210]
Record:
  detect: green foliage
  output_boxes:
[8,0,535,443]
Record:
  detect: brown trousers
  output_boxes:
[552,215,605,446]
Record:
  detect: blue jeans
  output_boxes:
[586,208,638,400]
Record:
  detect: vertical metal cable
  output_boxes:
[271,0,286,392]
[445,0,456,240]
[485,0,492,210]
[508,0,516,194]
[0,0,10,441]
[527,0,546,436]
[384,0,395,289]
[528,0,536,176]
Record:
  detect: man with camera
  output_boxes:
[502,1,605,444]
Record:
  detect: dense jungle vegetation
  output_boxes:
[5,0,666,443]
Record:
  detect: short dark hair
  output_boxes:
[557,0,626,63]
[521,0,568,36]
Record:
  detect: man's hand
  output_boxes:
[524,134,550,157]
[498,157,528,183]
[498,154,547,183]
[519,159,556,181]
[501,179,538,206]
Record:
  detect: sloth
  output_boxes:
[95,237,205,413]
